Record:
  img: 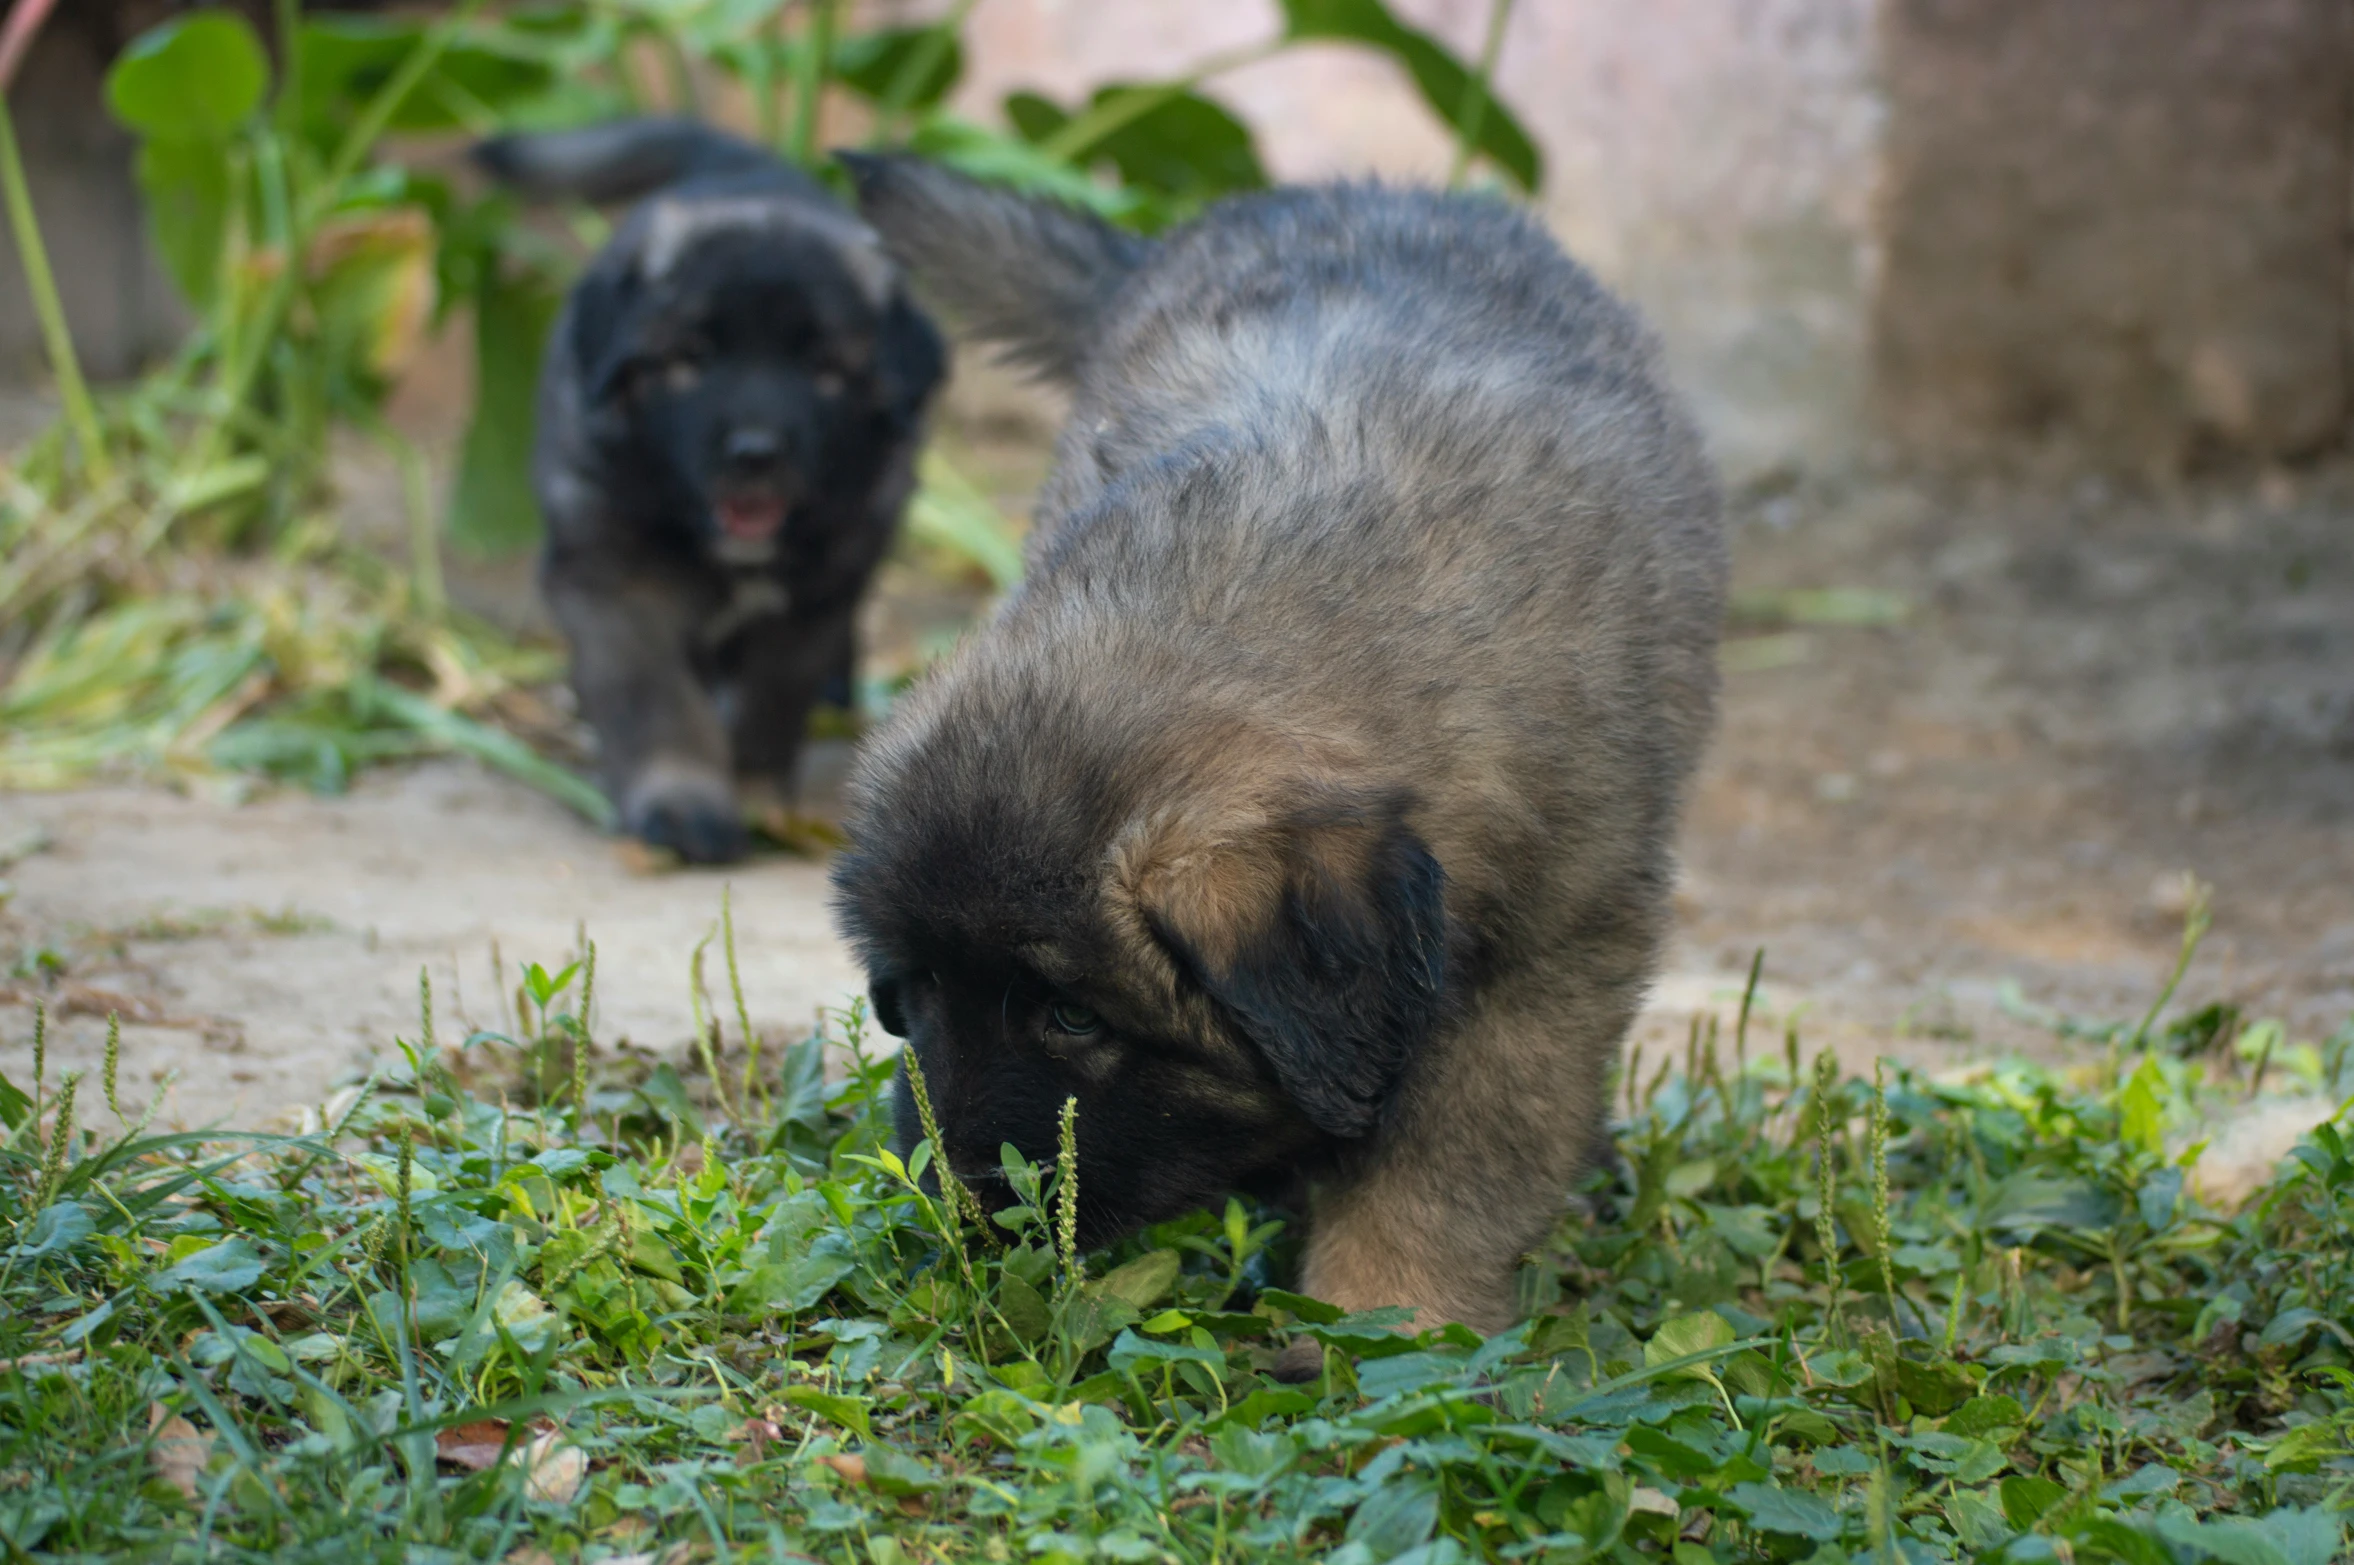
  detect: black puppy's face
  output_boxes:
[835,762,1452,1251]
[867,953,1319,1250]
[579,206,941,556]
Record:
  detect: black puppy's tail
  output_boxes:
[837,152,1149,385]
[472,117,777,205]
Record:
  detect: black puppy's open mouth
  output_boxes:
[715,492,790,542]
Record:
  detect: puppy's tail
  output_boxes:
[472,117,777,205]
[837,152,1148,384]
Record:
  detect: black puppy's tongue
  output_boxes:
[718,495,787,541]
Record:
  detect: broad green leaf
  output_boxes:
[1277,0,1540,192]
[1106,1329,1224,1376]
[1727,1482,1843,1542]
[159,1236,266,1296]
[1944,1393,2027,1438]
[996,1271,1052,1344]
[1893,1355,1976,1417]
[1946,1489,2013,1550]
[0,1070,28,1130]
[1060,1292,1139,1355]
[1346,1475,1439,1558]
[366,1257,474,1339]
[12,1202,94,1259]
[107,14,269,139]
[1987,1168,2118,1237]
[2120,1054,2166,1157]
[1091,1247,1181,1311]
[1624,1423,1716,1479]
[295,18,554,143]
[1008,86,1267,207]
[832,27,964,112]
[2257,1420,2342,1475]
[778,1385,871,1439]
[1644,1310,1735,1368]
[2159,1506,2344,1565]
[1207,1424,1295,1479]
[859,1443,940,1496]
[2000,1473,2068,1531]
[1254,1288,1345,1325]
[2138,1164,2184,1230]
[132,137,234,311]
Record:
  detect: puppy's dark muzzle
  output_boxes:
[713,430,806,543]
[722,427,792,479]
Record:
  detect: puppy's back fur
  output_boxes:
[837,162,1726,1332]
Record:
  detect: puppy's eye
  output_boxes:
[1048,1002,1101,1038]
[814,370,844,398]
[663,358,702,393]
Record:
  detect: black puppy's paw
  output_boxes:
[623,766,748,865]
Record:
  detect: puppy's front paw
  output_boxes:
[624,766,747,864]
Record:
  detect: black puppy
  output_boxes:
[474,120,946,862]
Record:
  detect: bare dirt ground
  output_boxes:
[3,382,2349,1192]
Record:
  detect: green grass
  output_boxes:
[0,908,2349,1564]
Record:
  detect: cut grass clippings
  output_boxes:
[0,905,2349,1562]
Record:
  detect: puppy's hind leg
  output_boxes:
[545,560,746,864]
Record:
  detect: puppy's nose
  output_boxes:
[722,428,781,472]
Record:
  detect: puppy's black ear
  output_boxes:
[869,975,910,1038]
[1121,790,1449,1138]
[568,260,644,407]
[873,289,945,432]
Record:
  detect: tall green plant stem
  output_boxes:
[790,0,838,165]
[1447,0,1516,188]
[177,0,484,500]
[1040,38,1286,164]
[0,104,111,487]
[2127,879,2211,1055]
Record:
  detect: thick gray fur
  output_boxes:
[833,159,1727,1335]
[837,153,1149,383]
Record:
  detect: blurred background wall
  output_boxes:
[7,0,2349,483]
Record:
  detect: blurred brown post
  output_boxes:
[1873,0,2354,474]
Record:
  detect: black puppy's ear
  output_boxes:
[873,288,946,431]
[568,259,645,407]
[1120,790,1449,1138]
[868,975,910,1038]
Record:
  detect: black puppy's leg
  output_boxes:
[819,618,859,713]
[728,605,860,807]
[545,562,748,864]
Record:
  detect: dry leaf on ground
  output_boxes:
[816,1452,867,1486]
[434,1419,584,1502]
[731,1416,784,1463]
[147,1404,209,1500]
[522,1430,586,1503]
[434,1419,517,1472]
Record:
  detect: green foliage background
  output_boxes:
[0,0,1540,811]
